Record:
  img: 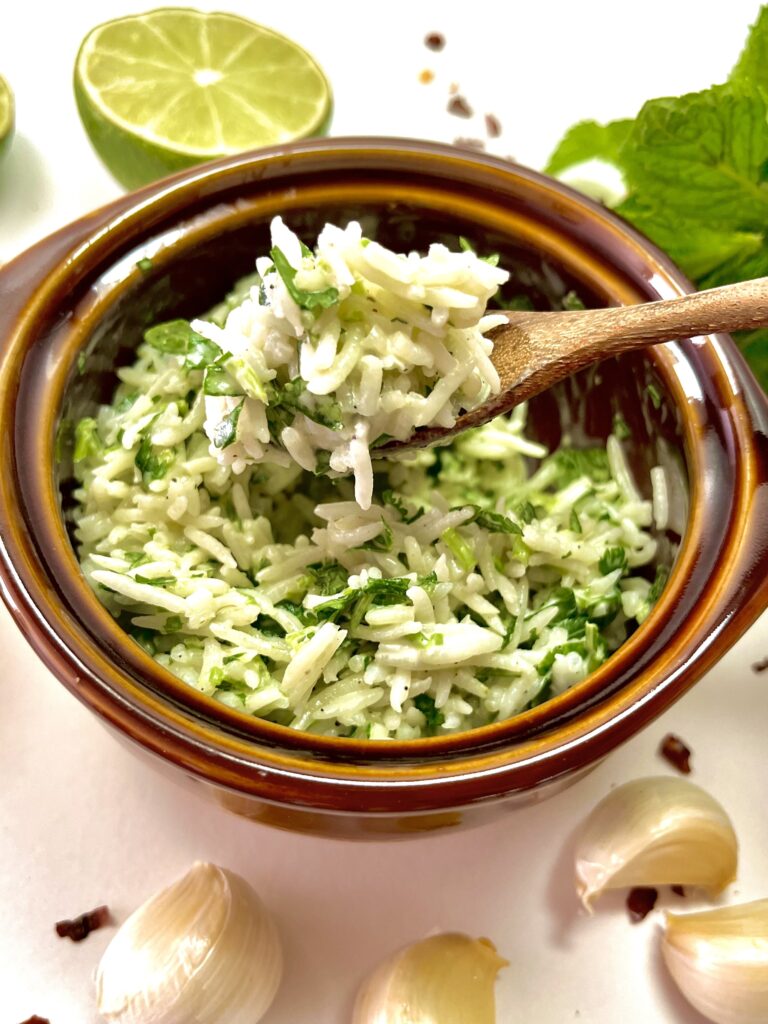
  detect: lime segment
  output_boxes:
[0,76,14,162]
[74,8,332,189]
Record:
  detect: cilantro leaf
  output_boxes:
[462,505,523,535]
[133,574,176,587]
[135,436,176,482]
[270,246,339,310]
[309,562,350,596]
[413,693,445,733]
[547,447,611,485]
[203,364,240,396]
[599,547,628,575]
[212,401,244,450]
[144,319,222,369]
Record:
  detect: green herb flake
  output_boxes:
[133,574,176,587]
[441,527,475,571]
[73,417,102,463]
[212,400,244,450]
[144,319,222,369]
[204,364,240,396]
[135,437,176,482]
[599,546,628,575]
[413,693,445,733]
[270,246,339,311]
[136,257,153,273]
[462,505,523,535]
[612,412,632,439]
[569,509,582,533]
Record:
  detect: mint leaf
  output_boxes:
[729,7,768,89]
[545,118,633,176]
[144,319,222,369]
[270,246,339,310]
[620,86,768,232]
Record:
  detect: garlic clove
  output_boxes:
[662,899,768,1024]
[352,931,508,1024]
[96,861,282,1024]
[574,776,737,909]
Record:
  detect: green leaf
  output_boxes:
[648,563,670,604]
[622,87,768,230]
[135,436,176,482]
[612,412,631,440]
[204,364,240,396]
[73,417,102,462]
[265,377,343,433]
[382,490,425,523]
[569,509,582,533]
[413,693,445,734]
[547,447,611,485]
[736,328,768,392]
[599,546,628,575]
[144,319,222,369]
[544,118,633,176]
[562,290,586,311]
[309,561,350,596]
[461,505,523,535]
[361,520,393,552]
[212,401,244,450]
[441,527,475,571]
[729,7,768,90]
[270,246,339,310]
[133,574,176,586]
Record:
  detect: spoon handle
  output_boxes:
[492,276,768,395]
[554,275,768,348]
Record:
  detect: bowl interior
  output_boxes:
[48,194,686,748]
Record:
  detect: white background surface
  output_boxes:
[1,2,767,1021]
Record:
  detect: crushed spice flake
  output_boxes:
[424,32,445,51]
[485,113,502,138]
[55,904,111,942]
[418,69,435,84]
[752,656,768,672]
[659,733,692,774]
[448,95,473,118]
[627,886,658,922]
[20,1018,51,1024]
[671,885,686,897]
[453,137,486,151]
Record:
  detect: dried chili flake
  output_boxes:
[752,656,768,673]
[448,95,473,118]
[659,733,692,774]
[55,904,110,942]
[20,1018,51,1024]
[627,886,658,922]
[671,885,686,897]
[418,69,434,84]
[485,113,502,138]
[424,32,445,51]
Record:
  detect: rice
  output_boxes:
[187,218,509,510]
[71,327,670,739]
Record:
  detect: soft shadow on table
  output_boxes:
[545,818,589,948]
[0,134,53,243]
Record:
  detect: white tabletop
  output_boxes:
[2,3,767,1021]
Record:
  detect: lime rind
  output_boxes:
[74,7,332,189]
[0,75,15,162]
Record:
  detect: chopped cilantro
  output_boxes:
[143,319,222,369]
[73,417,102,463]
[413,693,445,733]
[599,547,628,575]
[270,246,339,310]
[212,401,244,449]
[135,437,176,482]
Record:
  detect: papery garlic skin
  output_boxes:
[663,899,768,1024]
[97,861,282,1024]
[575,776,737,909]
[352,932,508,1024]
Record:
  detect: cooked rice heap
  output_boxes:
[192,217,510,509]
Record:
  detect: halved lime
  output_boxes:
[74,8,332,190]
[0,76,14,162]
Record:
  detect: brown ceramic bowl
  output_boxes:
[1,138,767,838]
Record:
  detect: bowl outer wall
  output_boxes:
[0,138,767,826]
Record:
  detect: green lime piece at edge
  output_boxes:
[73,7,333,190]
[0,76,15,162]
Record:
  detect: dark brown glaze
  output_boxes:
[0,139,767,836]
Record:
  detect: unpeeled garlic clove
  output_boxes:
[574,776,737,909]
[96,861,282,1024]
[352,932,508,1024]
[662,899,768,1024]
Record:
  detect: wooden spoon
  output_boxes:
[378,278,768,453]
